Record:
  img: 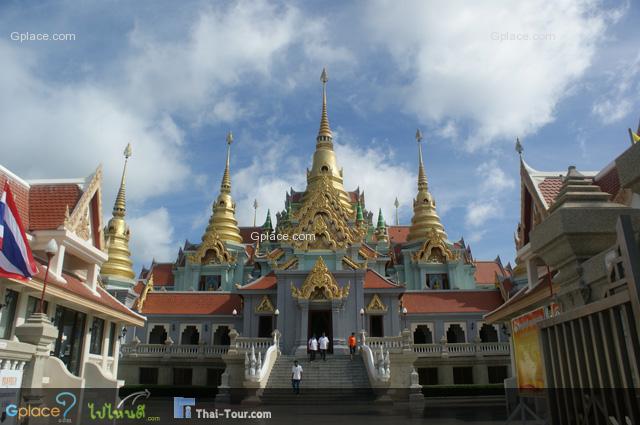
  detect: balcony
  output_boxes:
[365,335,510,357]
[121,343,231,359]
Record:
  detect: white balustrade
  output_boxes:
[412,341,510,357]
[121,343,230,358]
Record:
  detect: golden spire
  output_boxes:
[317,67,332,144]
[101,143,135,281]
[305,68,353,213]
[407,130,447,242]
[202,132,243,244]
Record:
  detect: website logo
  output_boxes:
[5,391,76,422]
[173,397,195,419]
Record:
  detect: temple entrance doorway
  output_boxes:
[308,309,333,353]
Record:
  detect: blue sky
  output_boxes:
[1,0,639,272]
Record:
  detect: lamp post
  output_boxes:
[402,306,408,331]
[359,308,365,332]
[232,309,238,317]
[274,308,279,331]
[39,239,58,314]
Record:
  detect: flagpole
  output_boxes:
[38,239,58,314]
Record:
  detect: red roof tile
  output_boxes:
[239,227,261,243]
[238,272,277,290]
[29,184,82,231]
[538,177,563,207]
[388,226,410,244]
[149,263,174,286]
[24,262,143,322]
[364,270,400,289]
[402,290,504,314]
[594,166,620,198]
[474,261,503,285]
[140,292,242,315]
[133,281,145,295]
[0,173,30,229]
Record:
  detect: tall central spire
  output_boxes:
[317,67,332,144]
[407,129,447,242]
[202,132,242,244]
[305,68,353,213]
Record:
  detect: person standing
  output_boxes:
[291,360,303,394]
[348,332,357,360]
[308,335,318,361]
[318,333,330,361]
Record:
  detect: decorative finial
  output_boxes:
[416,129,427,189]
[226,131,233,145]
[221,132,233,193]
[253,199,259,227]
[394,197,400,225]
[113,143,132,217]
[124,143,132,159]
[515,137,523,155]
[317,68,332,143]
[628,117,640,145]
[416,128,423,143]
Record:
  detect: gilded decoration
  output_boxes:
[188,230,235,265]
[64,165,103,244]
[135,274,154,312]
[255,295,275,313]
[291,257,349,300]
[366,294,387,313]
[280,176,365,250]
[271,257,298,271]
[412,228,456,263]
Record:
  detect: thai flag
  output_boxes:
[0,182,37,280]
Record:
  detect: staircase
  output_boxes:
[260,354,375,404]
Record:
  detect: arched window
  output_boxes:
[413,325,433,344]
[213,326,231,345]
[148,325,167,344]
[446,324,466,343]
[479,323,499,342]
[180,325,200,345]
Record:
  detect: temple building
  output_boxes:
[114,70,513,398]
[485,135,640,423]
[0,164,144,391]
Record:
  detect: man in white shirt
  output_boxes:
[291,360,303,394]
[308,335,318,361]
[318,333,330,361]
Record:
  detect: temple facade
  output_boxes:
[114,70,512,394]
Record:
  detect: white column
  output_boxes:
[101,320,110,370]
[79,314,93,377]
[112,323,121,377]
[49,244,66,277]
[86,263,100,292]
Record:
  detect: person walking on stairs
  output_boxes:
[308,335,318,361]
[348,332,357,360]
[291,360,303,394]
[319,333,330,361]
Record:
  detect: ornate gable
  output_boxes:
[366,293,387,313]
[64,165,103,248]
[255,295,275,313]
[291,257,350,300]
[281,176,365,250]
[412,228,456,263]
[188,230,236,265]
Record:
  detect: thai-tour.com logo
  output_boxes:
[173,397,271,420]
[5,391,76,422]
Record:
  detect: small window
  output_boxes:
[453,367,473,385]
[174,368,193,386]
[26,295,48,316]
[418,368,438,385]
[108,323,117,356]
[148,325,167,344]
[199,275,221,291]
[140,367,159,385]
[488,366,508,384]
[426,273,449,289]
[89,318,105,355]
[413,325,433,344]
[0,290,19,339]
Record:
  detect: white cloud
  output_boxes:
[466,202,499,228]
[364,0,613,149]
[592,53,640,125]
[128,208,177,264]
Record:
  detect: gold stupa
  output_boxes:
[102,144,136,280]
[202,132,243,244]
[406,129,447,242]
